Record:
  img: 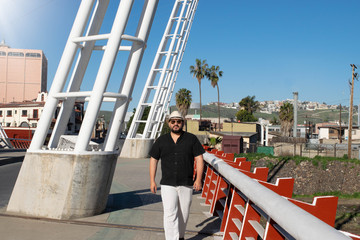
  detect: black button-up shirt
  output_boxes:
[149,131,205,186]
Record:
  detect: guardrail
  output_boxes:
[8,138,31,149]
[200,148,360,240]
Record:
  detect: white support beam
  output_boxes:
[127,0,198,140]
[104,0,159,151]
[74,0,134,152]
[29,0,96,151]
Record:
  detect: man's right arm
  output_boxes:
[149,157,159,194]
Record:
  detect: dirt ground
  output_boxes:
[336,199,360,235]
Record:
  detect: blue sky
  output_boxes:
[1,0,360,111]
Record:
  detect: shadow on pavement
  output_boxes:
[187,215,221,240]
[0,156,24,167]
[105,188,162,212]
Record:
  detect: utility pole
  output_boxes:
[293,92,298,138]
[339,104,342,143]
[305,114,308,140]
[348,64,357,159]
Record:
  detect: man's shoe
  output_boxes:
[179,238,185,240]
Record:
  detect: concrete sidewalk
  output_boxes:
[0,154,221,240]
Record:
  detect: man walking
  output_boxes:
[149,111,205,240]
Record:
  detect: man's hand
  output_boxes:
[193,179,202,191]
[150,157,159,194]
[193,155,204,191]
[150,181,157,194]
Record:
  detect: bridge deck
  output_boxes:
[0,151,220,240]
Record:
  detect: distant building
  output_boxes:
[316,123,342,140]
[345,127,360,140]
[0,41,47,103]
[0,92,84,139]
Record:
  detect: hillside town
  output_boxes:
[210,100,340,113]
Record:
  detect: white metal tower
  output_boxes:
[127,0,198,140]
[8,0,162,220]
[29,0,159,152]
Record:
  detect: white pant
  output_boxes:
[161,185,193,240]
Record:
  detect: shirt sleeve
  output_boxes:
[192,135,205,157]
[149,138,161,160]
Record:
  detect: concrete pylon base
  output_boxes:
[7,151,118,220]
[120,138,154,158]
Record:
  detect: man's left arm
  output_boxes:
[193,154,204,191]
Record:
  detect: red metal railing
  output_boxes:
[199,147,360,240]
[8,138,31,149]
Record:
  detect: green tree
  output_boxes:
[279,102,294,136]
[236,96,259,122]
[236,109,258,122]
[175,88,192,131]
[175,88,192,118]
[207,65,223,131]
[190,59,208,123]
[270,116,280,125]
[239,95,259,114]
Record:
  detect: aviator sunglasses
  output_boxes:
[170,119,183,124]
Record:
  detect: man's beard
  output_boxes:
[171,126,183,133]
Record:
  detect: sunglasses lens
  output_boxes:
[170,120,182,124]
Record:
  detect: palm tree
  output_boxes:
[239,95,259,114]
[270,116,280,125]
[176,88,192,119]
[279,102,294,137]
[190,59,208,123]
[207,65,223,131]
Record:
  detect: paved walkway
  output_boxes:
[0,152,221,240]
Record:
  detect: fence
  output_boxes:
[241,143,269,154]
[240,142,360,159]
[243,143,258,153]
[273,142,360,159]
[200,148,359,240]
[8,138,31,149]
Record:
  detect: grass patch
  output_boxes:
[234,152,359,169]
[265,160,275,169]
[235,152,271,161]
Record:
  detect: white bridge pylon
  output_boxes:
[29,0,159,152]
[127,0,198,140]
[7,0,164,220]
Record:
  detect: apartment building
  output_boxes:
[0,41,47,103]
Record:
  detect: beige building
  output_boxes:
[0,41,47,103]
